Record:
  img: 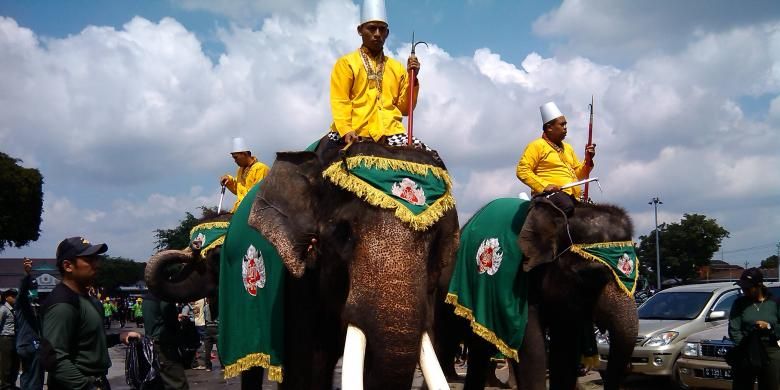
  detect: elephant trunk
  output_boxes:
[593,282,638,390]
[341,220,435,389]
[145,249,215,303]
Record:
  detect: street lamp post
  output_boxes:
[649,197,663,290]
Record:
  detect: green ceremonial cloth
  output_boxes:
[218,182,285,382]
[570,241,639,297]
[321,155,455,231]
[189,221,229,258]
[446,198,530,362]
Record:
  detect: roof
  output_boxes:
[660,281,738,293]
[0,258,59,290]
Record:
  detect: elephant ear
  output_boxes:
[518,201,563,272]
[248,151,322,278]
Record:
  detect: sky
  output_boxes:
[2,0,779,267]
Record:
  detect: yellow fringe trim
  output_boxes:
[189,221,230,238]
[322,156,456,231]
[223,352,284,383]
[445,293,519,362]
[569,241,639,298]
[581,354,600,370]
[200,236,225,259]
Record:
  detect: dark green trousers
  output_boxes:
[0,336,18,390]
[732,345,780,390]
[155,342,189,390]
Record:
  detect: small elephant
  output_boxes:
[438,197,638,390]
[146,140,460,389]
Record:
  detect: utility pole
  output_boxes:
[776,242,779,282]
[649,197,663,290]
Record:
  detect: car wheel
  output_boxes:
[670,359,689,390]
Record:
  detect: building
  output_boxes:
[0,258,60,293]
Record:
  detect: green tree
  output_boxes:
[0,152,43,252]
[761,255,778,269]
[153,206,218,250]
[95,255,146,294]
[637,214,730,283]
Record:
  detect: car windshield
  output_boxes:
[638,291,712,320]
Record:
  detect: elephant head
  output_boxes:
[145,213,230,303]
[248,142,459,389]
[518,200,638,390]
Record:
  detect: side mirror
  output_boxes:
[707,310,727,321]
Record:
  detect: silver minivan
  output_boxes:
[596,282,741,387]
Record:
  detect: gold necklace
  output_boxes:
[359,47,385,100]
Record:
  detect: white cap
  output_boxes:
[231,137,249,153]
[361,0,387,25]
[540,102,564,124]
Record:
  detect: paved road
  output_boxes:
[104,325,665,389]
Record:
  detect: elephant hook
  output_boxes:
[340,140,354,175]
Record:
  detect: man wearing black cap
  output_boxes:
[728,267,780,390]
[42,237,139,390]
[0,288,18,390]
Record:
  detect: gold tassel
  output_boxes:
[445,293,520,362]
[200,236,225,259]
[189,221,230,238]
[223,352,284,383]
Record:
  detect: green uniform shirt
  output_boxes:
[142,296,179,344]
[42,284,115,390]
[729,296,780,346]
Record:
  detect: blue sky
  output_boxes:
[1,0,779,267]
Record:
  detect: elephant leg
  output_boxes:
[240,367,263,389]
[434,290,467,380]
[463,332,496,390]
[548,316,582,390]
[593,283,638,390]
[513,304,546,390]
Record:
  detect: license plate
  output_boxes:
[703,367,732,379]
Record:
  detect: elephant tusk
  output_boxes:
[342,324,366,390]
[419,332,449,390]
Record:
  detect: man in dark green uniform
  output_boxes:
[143,292,189,389]
[42,237,139,390]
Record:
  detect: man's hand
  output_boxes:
[342,131,358,145]
[407,54,421,75]
[585,143,596,159]
[121,331,142,344]
[543,184,561,193]
[220,175,231,186]
[23,258,32,275]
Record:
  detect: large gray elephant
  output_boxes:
[146,140,460,389]
[437,197,638,390]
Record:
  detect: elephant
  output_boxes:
[436,197,638,390]
[145,139,460,389]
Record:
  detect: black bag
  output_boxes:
[727,330,769,371]
[125,336,161,390]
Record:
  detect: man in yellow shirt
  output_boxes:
[516,102,596,213]
[327,0,426,149]
[220,137,269,212]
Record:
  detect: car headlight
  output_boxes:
[643,331,679,347]
[682,342,700,357]
[596,331,610,345]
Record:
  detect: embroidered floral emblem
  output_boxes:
[391,178,426,206]
[241,245,266,296]
[476,238,503,275]
[617,252,634,276]
[191,233,206,250]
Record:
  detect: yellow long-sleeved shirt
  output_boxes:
[329,48,419,141]
[516,137,592,199]
[224,157,269,212]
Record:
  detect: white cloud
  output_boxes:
[2,1,779,263]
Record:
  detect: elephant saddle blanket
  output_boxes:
[322,155,455,231]
[446,197,531,362]
[218,182,285,383]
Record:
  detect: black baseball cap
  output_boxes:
[736,267,764,289]
[56,236,108,264]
